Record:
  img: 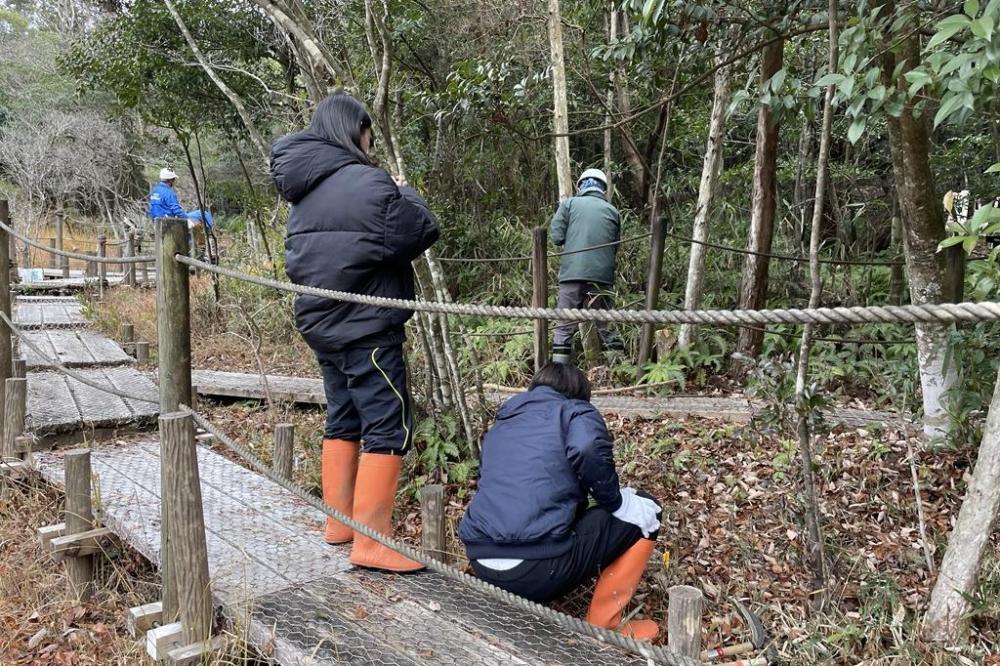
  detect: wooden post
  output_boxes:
[157,217,191,630]
[8,233,17,283]
[122,323,135,356]
[420,484,446,562]
[0,201,11,450]
[272,423,294,480]
[12,358,25,380]
[136,341,150,365]
[138,233,149,285]
[156,218,192,414]
[532,226,548,371]
[97,234,107,298]
[668,585,703,658]
[48,238,57,270]
[56,213,69,278]
[125,232,136,287]
[638,216,668,369]
[85,253,97,279]
[64,449,95,600]
[1,378,26,461]
[160,412,212,644]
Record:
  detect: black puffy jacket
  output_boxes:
[458,386,623,560]
[271,132,439,350]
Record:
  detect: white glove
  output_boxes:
[612,487,660,538]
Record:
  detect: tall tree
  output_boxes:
[547,0,573,200]
[736,27,783,356]
[794,0,838,598]
[678,54,730,349]
[880,6,957,437]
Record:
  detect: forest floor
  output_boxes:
[0,481,155,665]
[195,399,1000,665]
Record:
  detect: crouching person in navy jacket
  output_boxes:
[459,363,662,640]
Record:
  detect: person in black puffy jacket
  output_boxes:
[271,92,439,572]
[459,363,663,640]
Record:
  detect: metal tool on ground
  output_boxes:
[701,598,773,663]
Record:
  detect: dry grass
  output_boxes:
[83,275,318,377]
[0,479,158,665]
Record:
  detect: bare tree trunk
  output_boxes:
[164,0,269,163]
[678,57,730,349]
[414,265,452,409]
[252,0,346,86]
[736,35,783,357]
[412,312,442,410]
[425,250,476,453]
[231,139,276,273]
[603,4,616,202]
[794,0,837,599]
[924,363,1000,641]
[547,0,573,200]
[365,0,401,175]
[881,8,957,438]
[889,213,906,304]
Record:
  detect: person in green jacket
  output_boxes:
[550,168,623,364]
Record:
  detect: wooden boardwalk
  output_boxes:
[33,441,642,665]
[14,296,158,437]
[26,367,158,435]
[13,295,87,329]
[189,369,896,428]
[191,369,325,404]
[23,328,134,369]
[14,292,641,664]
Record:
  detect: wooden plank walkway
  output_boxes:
[33,441,642,666]
[13,295,87,329]
[15,275,127,292]
[192,369,325,404]
[189,369,895,428]
[22,329,134,369]
[26,367,158,435]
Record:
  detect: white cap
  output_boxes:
[159,168,178,181]
[577,168,608,191]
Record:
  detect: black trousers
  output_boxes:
[471,494,660,603]
[315,345,413,455]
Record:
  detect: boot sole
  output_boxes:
[350,559,425,573]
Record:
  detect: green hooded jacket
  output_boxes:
[549,190,621,285]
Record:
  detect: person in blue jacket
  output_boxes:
[148,168,187,220]
[271,92,439,573]
[459,362,662,640]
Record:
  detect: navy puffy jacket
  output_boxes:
[459,386,623,560]
[271,131,439,350]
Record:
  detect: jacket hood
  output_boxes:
[271,131,361,204]
[496,386,566,420]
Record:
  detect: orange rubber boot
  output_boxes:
[322,439,360,544]
[586,539,660,640]
[349,453,424,572]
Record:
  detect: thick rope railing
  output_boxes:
[0,219,154,264]
[176,255,1000,327]
[0,309,158,404]
[185,408,699,666]
[437,232,652,263]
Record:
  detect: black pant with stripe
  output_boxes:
[315,345,413,455]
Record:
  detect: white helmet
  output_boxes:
[159,167,178,181]
[576,168,608,192]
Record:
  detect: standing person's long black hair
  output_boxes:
[308,93,374,165]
